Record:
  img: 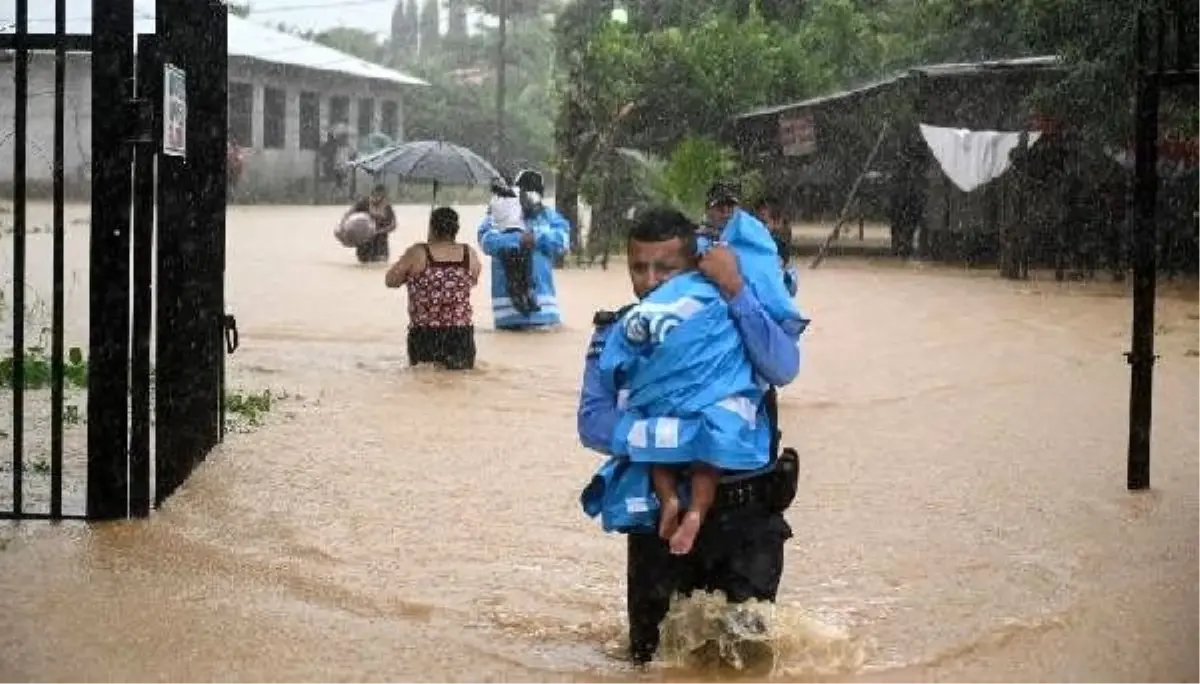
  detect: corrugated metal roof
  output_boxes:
[734,55,1061,121]
[735,72,907,120]
[0,0,428,87]
[913,55,1062,78]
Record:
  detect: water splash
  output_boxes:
[656,590,868,679]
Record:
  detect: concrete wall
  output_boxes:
[0,53,412,202]
[226,57,409,203]
[0,52,93,198]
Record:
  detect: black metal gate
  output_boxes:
[3,0,231,520]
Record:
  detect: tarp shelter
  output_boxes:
[731,56,1072,264]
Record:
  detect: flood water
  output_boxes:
[1,203,1197,682]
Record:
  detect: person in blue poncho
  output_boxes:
[476,169,571,330]
[577,204,807,664]
[754,193,800,297]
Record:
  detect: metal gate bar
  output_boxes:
[130,34,159,517]
[87,0,135,520]
[9,0,28,516]
[50,0,67,519]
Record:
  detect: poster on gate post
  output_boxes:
[163,64,187,158]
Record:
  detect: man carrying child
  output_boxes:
[477,169,572,330]
[577,181,808,664]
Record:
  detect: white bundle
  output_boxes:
[334,211,377,247]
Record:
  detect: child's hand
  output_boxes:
[697,245,744,300]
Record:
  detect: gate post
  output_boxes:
[155,0,228,504]
[87,0,135,520]
[1125,6,1160,491]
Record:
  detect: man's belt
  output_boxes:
[715,467,774,510]
[714,447,799,514]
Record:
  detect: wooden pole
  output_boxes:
[810,122,890,269]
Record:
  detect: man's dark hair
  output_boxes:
[514,169,545,196]
[429,206,459,240]
[706,179,741,209]
[627,206,698,256]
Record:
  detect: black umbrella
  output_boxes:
[352,140,501,203]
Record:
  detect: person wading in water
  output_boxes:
[578,203,805,664]
[348,184,397,264]
[385,207,482,370]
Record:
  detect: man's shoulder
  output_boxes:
[592,303,636,328]
[587,304,635,359]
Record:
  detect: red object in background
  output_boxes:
[1157,135,1199,163]
[1030,112,1061,135]
[227,142,248,185]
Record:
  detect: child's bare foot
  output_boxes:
[658,496,681,541]
[670,511,703,555]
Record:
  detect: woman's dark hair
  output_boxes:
[626,205,698,256]
[755,193,784,218]
[429,206,459,240]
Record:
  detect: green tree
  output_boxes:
[312,27,388,64]
[470,0,555,18]
[553,6,649,250]
[447,0,469,39]
[620,137,763,219]
[553,4,839,250]
[419,0,441,56]
[390,0,413,60]
[403,0,421,52]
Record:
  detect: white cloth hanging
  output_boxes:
[918,123,1042,193]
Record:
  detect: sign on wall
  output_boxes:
[778,112,816,157]
[163,64,187,158]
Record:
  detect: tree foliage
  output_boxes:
[551,0,1197,255]
[419,0,441,56]
[619,137,763,220]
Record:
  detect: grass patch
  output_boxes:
[224,388,287,433]
[0,346,88,390]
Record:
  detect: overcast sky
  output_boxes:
[2,0,495,40]
[239,0,492,37]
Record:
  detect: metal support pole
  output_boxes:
[494,0,507,166]
[87,0,135,519]
[1125,5,1162,491]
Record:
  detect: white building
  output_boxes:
[0,1,428,201]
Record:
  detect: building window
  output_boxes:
[262,86,286,149]
[228,81,253,146]
[299,91,321,150]
[380,100,399,139]
[357,98,375,139]
[329,96,350,130]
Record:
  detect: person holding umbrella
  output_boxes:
[477,169,571,330]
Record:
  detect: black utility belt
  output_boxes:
[713,448,800,514]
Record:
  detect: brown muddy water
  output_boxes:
[0,203,1197,682]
